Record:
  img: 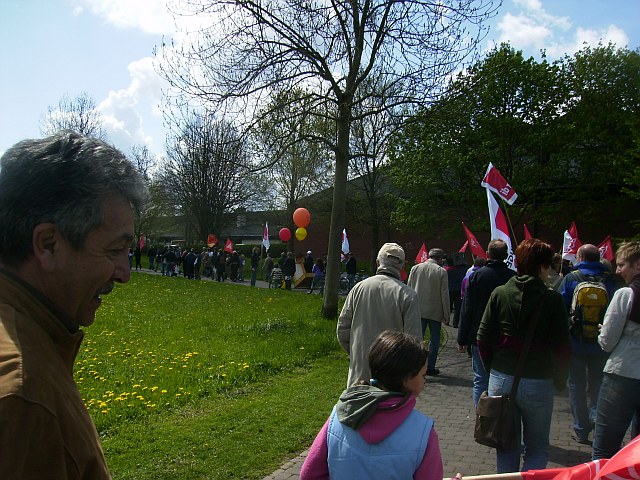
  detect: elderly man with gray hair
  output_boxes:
[337,243,422,387]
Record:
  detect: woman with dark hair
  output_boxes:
[592,241,640,460]
[300,330,443,480]
[477,239,572,473]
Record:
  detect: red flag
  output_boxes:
[207,234,218,248]
[598,235,615,262]
[562,221,583,262]
[521,459,609,480]
[521,434,640,480]
[139,234,145,250]
[480,162,518,205]
[399,266,408,282]
[224,238,234,253]
[415,243,428,264]
[461,222,487,259]
[524,223,533,240]
[459,240,468,253]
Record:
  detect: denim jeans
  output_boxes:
[568,351,607,440]
[592,373,640,460]
[422,319,441,370]
[488,370,554,473]
[471,345,489,407]
[250,267,258,286]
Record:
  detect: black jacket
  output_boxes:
[457,260,516,346]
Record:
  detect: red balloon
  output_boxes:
[279,228,291,242]
[293,207,311,228]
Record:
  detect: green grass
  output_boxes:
[77,273,347,478]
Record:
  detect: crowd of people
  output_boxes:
[325,238,639,478]
[0,131,637,479]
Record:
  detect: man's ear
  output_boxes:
[31,223,61,272]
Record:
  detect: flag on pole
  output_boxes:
[262,222,270,251]
[459,240,468,253]
[224,238,234,253]
[415,243,429,264]
[462,222,487,259]
[138,234,145,250]
[598,235,614,262]
[520,459,609,480]
[486,189,516,270]
[562,221,583,263]
[480,162,518,205]
[523,223,533,240]
[341,228,350,255]
[207,234,218,248]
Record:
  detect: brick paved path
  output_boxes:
[264,324,593,479]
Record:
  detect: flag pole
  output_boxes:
[500,198,519,247]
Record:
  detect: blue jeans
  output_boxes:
[471,345,488,407]
[250,267,258,286]
[422,319,441,370]
[592,373,640,460]
[568,350,607,440]
[488,370,554,473]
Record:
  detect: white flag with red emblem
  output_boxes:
[481,162,518,205]
[341,228,350,255]
[487,189,516,270]
[262,222,270,251]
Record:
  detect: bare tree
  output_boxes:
[162,110,257,243]
[40,92,107,140]
[157,0,499,317]
[255,88,334,249]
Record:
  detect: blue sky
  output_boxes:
[1,0,638,159]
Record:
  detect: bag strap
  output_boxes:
[510,290,548,398]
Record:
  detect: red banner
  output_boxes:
[598,235,615,262]
[480,162,518,205]
[415,243,428,264]
[461,222,487,259]
[207,234,218,248]
[459,240,468,253]
[562,221,583,262]
[138,234,145,250]
[523,223,532,240]
[224,238,234,253]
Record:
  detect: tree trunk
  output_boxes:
[322,104,350,319]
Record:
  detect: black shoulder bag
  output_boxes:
[474,291,547,450]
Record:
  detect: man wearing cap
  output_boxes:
[408,248,450,375]
[337,243,422,387]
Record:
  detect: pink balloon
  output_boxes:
[279,228,291,242]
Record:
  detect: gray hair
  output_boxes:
[0,130,148,266]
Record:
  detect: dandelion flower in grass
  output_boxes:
[161,389,167,394]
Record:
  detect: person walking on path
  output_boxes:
[408,248,450,376]
[559,244,610,445]
[0,131,147,478]
[250,247,260,287]
[337,243,421,387]
[592,241,640,460]
[457,239,515,406]
[301,330,443,480]
[477,239,572,473]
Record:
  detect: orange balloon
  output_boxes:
[293,207,311,228]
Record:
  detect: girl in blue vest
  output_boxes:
[301,330,443,480]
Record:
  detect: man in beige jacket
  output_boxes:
[408,248,450,375]
[337,243,422,387]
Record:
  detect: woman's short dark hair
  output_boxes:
[515,239,554,276]
[368,330,427,393]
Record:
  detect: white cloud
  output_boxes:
[98,56,169,155]
[71,0,175,34]
[493,0,630,59]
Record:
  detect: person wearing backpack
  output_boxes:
[559,244,611,445]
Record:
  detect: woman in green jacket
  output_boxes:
[477,239,572,473]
